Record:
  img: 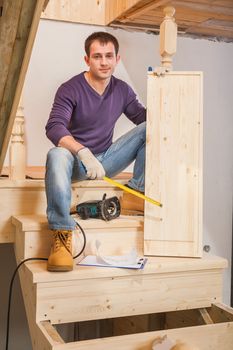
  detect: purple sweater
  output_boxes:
[46,72,146,154]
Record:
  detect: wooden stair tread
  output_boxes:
[0,173,131,187]
[25,255,228,284]
[12,214,143,231]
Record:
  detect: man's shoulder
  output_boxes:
[111,75,132,93]
[62,72,84,88]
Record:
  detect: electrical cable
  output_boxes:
[5,221,86,350]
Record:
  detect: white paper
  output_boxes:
[78,255,147,269]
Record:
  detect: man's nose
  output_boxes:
[100,56,107,65]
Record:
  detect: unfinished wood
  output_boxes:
[9,97,26,180]
[199,308,214,324]
[144,71,203,257]
[0,0,23,107]
[49,319,233,349]
[16,258,52,350]
[0,0,46,173]
[105,0,154,23]
[24,254,227,284]
[110,0,233,41]
[0,176,128,243]
[13,217,143,261]
[35,268,223,324]
[208,302,233,323]
[113,315,149,335]
[41,0,106,25]
[40,321,64,344]
[17,254,226,324]
[41,0,141,25]
[159,6,177,69]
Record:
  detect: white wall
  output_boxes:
[1,19,232,350]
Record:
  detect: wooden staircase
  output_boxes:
[9,178,233,350]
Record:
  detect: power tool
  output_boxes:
[76,193,121,221]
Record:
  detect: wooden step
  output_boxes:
[13,214,144,260]
[34,305,233,350]
[0,174,130,243]
[20,253,227,325]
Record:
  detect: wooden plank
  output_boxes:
[41,0,142,25]
[118,0,169,22]
[40,321,65,344]
[199,308,214,324]
[16,225,143,260]
[54,322,233,349]
[144,72,203,257]
[35,268,223,324]
[208,302,233,323]
[105,0,141,24]
[0,0,45,173]
[0,175,129,243]
[0,0,23,107]
[16,257,53,350]
[41,0,106,25]
[25,255,227,284]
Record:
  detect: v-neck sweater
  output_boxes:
[46,72,146,154]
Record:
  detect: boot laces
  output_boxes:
[53,231,72,255]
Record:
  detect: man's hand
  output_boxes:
[77,148,105,180]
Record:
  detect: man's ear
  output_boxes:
[116,54,121,64]
[84,55,90,66]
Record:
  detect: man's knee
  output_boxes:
[46,147,73,167]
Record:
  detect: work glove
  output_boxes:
[77,147,105,180]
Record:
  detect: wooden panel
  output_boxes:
[41,0,106,25]
[23,305,233,350]
[111,0,233,41]
[0,177,127,243]
[144,72,203,258]
[0,0,46,173]
[14,224,143,260]
[41,0,146,25]
[105,0,150,24]
[36,268,223,324]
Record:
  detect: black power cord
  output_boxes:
[5,220,86,350]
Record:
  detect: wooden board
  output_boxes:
[112,0,233,41]
[0,0,46,173]
[41,0,140,25]
[0,175,130,243]
[40,0,233,40]
[144,72,203,258]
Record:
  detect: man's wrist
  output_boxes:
[75,146,86,155]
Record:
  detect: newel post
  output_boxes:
[159,6,177,70]
[9,96,26,180]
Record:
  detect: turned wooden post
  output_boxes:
[9,96,26,180]
[159,6,177,70]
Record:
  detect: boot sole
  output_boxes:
[47,265,73,272]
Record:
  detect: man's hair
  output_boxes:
[85,32,119,57]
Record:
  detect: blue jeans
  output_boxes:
[45,121,146,230]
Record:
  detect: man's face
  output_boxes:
[85,40,120,80]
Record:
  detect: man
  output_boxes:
[45,32,146,272]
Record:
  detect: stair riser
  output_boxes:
[1,183,123,243]
[16,227,143,261]
[35,270,223,324]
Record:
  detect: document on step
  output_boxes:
[78,244,147,270]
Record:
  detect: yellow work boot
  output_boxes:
[47,230,73,272]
